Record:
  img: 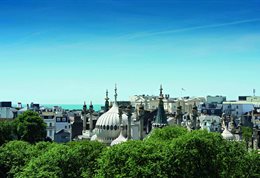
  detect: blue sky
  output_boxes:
[0,0,260,105]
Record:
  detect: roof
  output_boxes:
[55,129,70,134]
[41,112,55,116]
[223,101,259,105]
[154,100,167,125]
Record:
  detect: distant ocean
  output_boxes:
[42,104,102,111]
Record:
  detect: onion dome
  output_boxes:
[111,132,127,146]
[95,85,128,145]
[90,134,97,141]
[222,127,234,140]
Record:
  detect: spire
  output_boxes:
[159,84,163,99]
[89,101,94,133]
[106,89,109,100]
[153,85,168,129]
[104,89,109,112]
[82,101,87,132]
[89,101,93,110]
[83,101,87,113]
[114,84,118,102]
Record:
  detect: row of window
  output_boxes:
[96,125,127,131]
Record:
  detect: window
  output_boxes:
[49,130,53,137]
[65,126,67,129]
[49,123,52,127]
[62,117,67,122]
[57,117,61,122]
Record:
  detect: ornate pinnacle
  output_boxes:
[89,101,93,112]
[83,101,87,113]
[105,89,109,100]
[159,84,164,100]
[114,84,118,102]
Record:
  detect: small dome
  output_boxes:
[111,133,127,146]
[95,103,127,145]
[90,134,97,141]
[222,127,234,140]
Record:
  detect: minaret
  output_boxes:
[104,89,109,112]
[82,101,87,132]
[110,104,127,146]
[152,85,168,129]
[126,104,132,140]
[119,105,123,132]
[191,102,198,130]
[89,101,94,133]
[114,84,118,104]
[252,124,259,150]
[176,101,183,126]
[138,102,145,140]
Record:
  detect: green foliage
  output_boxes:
[0,125,258,178]
[146,125,188,142]
[0,141,34,178]
[97,129,255,178]
[0,141,53,178]
[241,151,260,178]
[0,121,16,146]
[241,126,253,142]
[165,130,248,178]
[17,141,106,178]
[13,111,46,143]
[96,140,169,178]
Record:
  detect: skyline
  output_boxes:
[1,0,260,104]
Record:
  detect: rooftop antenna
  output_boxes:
[253,89,256,96]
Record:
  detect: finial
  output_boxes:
[84,101,86,105]
[106,89,108,98]
[89,101,93,111]
[159,84,164,99]
[114,84,118,102]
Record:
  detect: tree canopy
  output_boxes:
[0,121,16,146]
[17,141,106,178]
[0,125,259,178]
[13,111,46,143]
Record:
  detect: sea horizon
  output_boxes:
[42,104,103,111]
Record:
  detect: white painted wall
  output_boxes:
[0,107,14,119]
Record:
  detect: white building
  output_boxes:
[130,95,205,114]
[55,112,70,133]
[223,101,255,117]
[206,95,226,104]
[130,95,157,110]
[0,107,16,119]
[199,115,221,132]
[41,111,56,140]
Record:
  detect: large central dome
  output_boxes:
[94,88,128,145]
